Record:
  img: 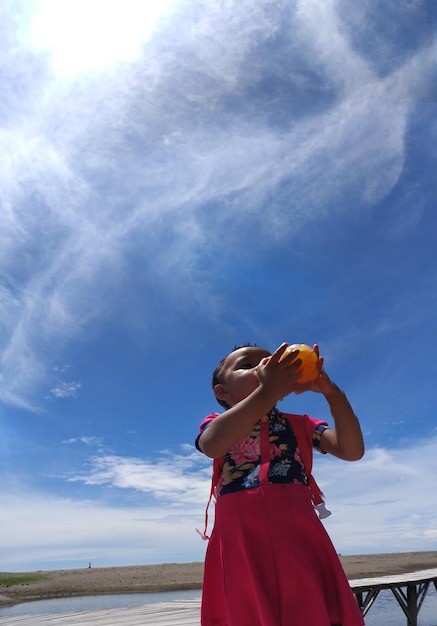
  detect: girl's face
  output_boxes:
[214,346,271,408]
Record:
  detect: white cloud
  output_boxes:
[49,380,81,398]
[62,436,103,446]
[316,437,437,554]
[66,447,212,506]
[1,436,437,570]
[0,491,209,571]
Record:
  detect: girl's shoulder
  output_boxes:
[195,413,221,452]
[199,412,220,430]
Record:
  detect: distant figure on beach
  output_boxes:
[195,342,365,626]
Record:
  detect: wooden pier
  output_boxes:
[350,567,437,626]
[1,568,436,625]
[0,598,201,625]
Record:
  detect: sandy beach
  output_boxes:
[1,552,436,607]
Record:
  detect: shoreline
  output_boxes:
[1,551,437,608]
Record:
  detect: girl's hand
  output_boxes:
[293,344,335,395]
[295,370,334,395]
[255,343,304,401]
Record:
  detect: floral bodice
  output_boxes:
[197,408,328,496]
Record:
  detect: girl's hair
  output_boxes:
[211,355,231,409]
[212,343,262,409]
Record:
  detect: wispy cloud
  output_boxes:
[62,435,103,446]
[49,380,81,398]
[0,0,434,411]
[66,446,212,505]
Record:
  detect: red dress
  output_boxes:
[197,409,365,626]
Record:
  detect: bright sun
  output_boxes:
[31,0,171,75]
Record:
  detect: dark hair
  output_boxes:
[212,343,260,409]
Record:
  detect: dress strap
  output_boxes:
[259,417,270,486]
[195,456,224,540]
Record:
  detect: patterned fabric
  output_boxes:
[198,407,328,496]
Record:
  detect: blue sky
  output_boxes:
[1,0,436,572]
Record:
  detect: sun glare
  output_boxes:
[31,0,171,75]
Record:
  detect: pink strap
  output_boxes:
[259,419,270,485]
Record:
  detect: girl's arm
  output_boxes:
[301,370,364,461]
[198,385,280,458]
[294,346,364,461]
[199,344,302,459]
[319,380,365,461]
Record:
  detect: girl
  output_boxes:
[195,342,365,626]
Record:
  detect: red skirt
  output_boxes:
[201,483,364,626]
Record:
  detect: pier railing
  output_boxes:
[351,568,437,626]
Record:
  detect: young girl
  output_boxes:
[195,342,365,626]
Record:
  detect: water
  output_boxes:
[361,589,437,625]
[0,587,436,624]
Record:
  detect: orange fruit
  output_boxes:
[280,344,319,383]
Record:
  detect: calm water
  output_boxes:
[0,588,436,624]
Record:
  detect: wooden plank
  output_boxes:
[350,568,437,592]
[350,569,437,625]
[0,599,201,626]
